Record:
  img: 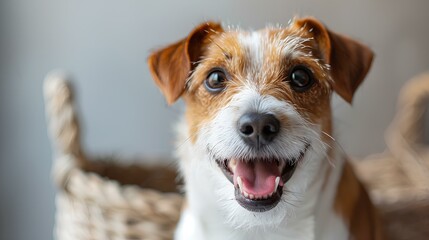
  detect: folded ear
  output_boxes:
[147,22,223,105]
[293,17,374,103]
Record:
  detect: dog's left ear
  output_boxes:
[293,17,374,103]
[148,22,223,105]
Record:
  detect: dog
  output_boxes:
[148,17,384,240]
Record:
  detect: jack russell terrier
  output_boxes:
[148,17,384,240]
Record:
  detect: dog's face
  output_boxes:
[148,18,373,229]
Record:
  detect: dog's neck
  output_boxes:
[175,118,348,240]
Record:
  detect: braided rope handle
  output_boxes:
[385,73,429,187]
[44,71,85,188]
[43,70,184,212]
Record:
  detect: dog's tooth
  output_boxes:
[263,194,268,199]
[249,194,255,200]
[275,176,280,190]
[237,176,243,190]
[243,191,249,198]
[229,159,237,172]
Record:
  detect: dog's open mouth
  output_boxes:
[217,145,309,212]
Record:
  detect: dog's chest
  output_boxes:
[175,208,316,240]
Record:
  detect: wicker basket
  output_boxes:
[353,73,429,240]
[45,71,429,240]
[44,72,183,240]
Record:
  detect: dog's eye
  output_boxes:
[204,69,227,93]
[288,66,314,92]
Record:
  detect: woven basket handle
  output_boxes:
[44,71,86,188]
[385,73,429,187]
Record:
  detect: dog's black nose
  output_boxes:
[237,113,280,148]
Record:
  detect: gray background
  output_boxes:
[1,0,429,239]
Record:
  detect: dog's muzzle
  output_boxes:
[214,112,310,212]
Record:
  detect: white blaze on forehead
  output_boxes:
[238,31,270,86]
[237,30,315,86]
[238,31,264,68]
[238,30,312,62]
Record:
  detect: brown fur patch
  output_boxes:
[334,162,385,240]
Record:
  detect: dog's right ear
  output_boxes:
[148,22,223,105]
[292,17,374,104]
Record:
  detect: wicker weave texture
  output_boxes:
[44,72,183,240]
[354,73,429,240]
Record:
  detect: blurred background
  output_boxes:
[1,0,429,239]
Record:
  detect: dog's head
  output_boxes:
[148,17,373,228]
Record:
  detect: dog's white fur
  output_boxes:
[161,26,368,240]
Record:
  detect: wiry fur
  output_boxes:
[175,25,341,240]
[148,18,378,240]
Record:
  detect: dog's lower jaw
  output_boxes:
[174,121,348,240]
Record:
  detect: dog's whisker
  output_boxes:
[175,135,194,151]
[321,130,349,160]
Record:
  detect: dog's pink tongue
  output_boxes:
[234,161,280,196]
